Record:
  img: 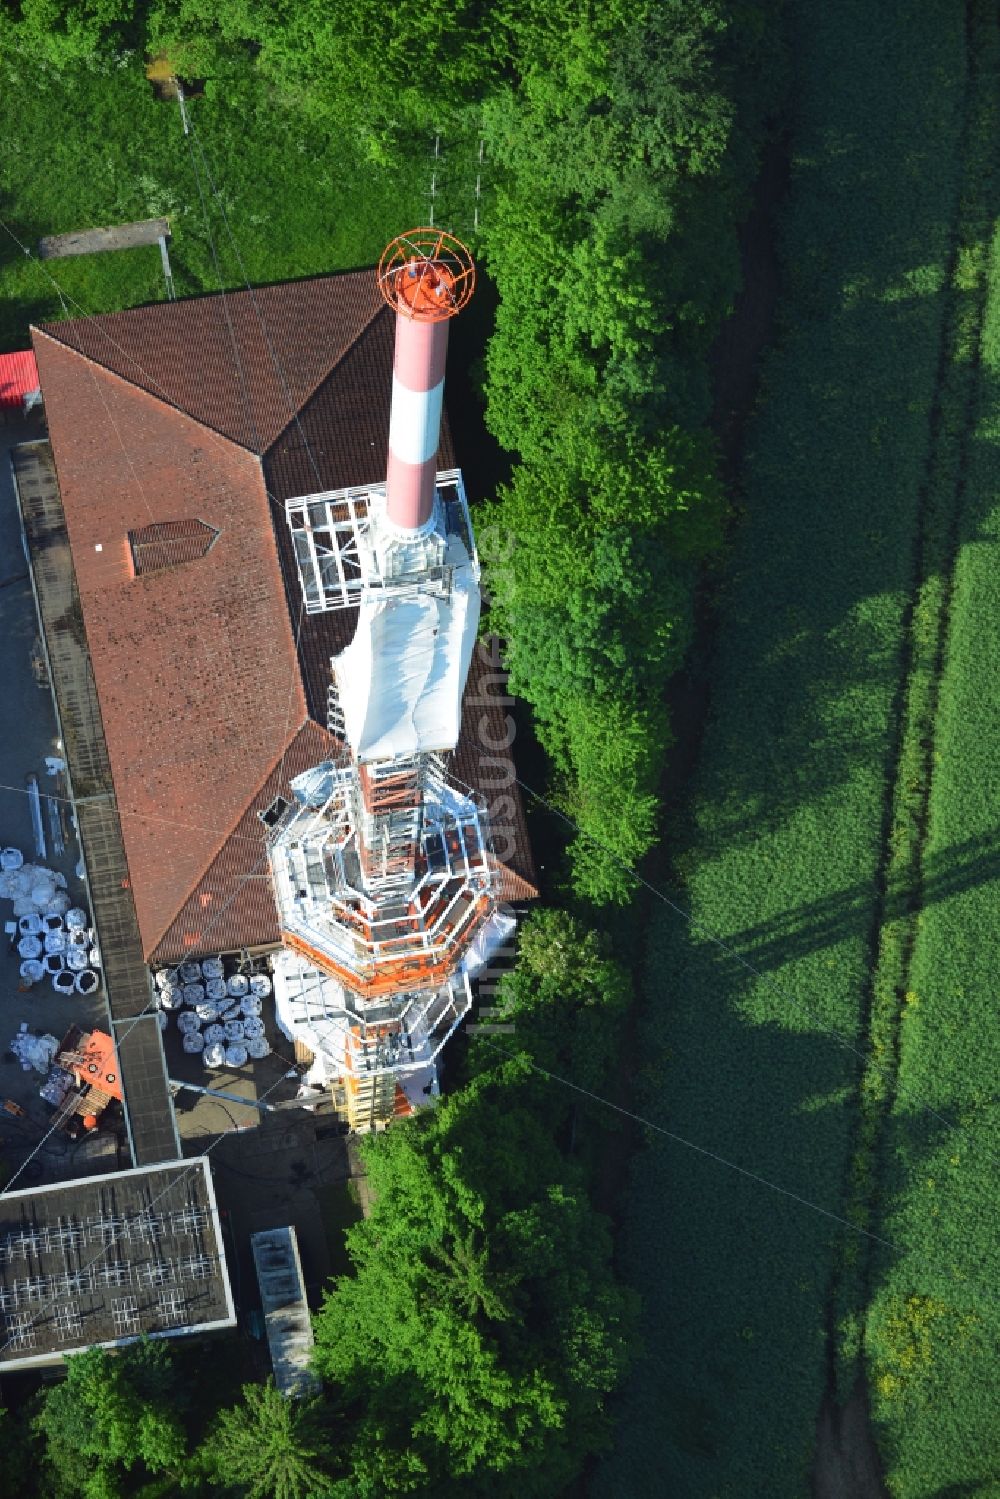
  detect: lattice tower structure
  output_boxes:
[267,232,500,1127]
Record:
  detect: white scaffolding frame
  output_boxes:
[112,1297,139,1335]
[157,1288,186,1325]
[54,1303,83,1340]
[268,769,494,985]
[5,1312,36,1349]
[275,957,474,1083]
[284,470,477,612]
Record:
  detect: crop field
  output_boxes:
[826,0,1000,1413]
[864,217,1000,1495]
[595,3,974,1494]
[0,54,427,349]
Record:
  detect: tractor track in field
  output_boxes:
[813,0,999,1489]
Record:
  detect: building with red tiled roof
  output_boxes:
[31,273,536,966]
[0,349,40,410]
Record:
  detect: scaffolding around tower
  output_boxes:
[284,470,477,615]
[266,230,509,1130]
[268,754,496,999]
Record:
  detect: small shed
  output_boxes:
[250,1226,320,1397]
[0,350,40,413]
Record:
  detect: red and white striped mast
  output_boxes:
[378,230,475,531]
[268,228,504,1130]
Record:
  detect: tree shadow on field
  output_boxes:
[681,71,999,862]
[704,827,1000,976]
[600,946,901,1497]
[695,293,1000,983]
[691,276,948,855]
[0,195,65,349]
[961,360,1000,545]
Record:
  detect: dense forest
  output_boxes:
[2,0,997,1495]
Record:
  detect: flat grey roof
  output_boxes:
[114,1016,181,1167]
[251,1226,319,1397]
[0,1156,234,1370]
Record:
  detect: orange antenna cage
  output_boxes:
[377,228,475,322]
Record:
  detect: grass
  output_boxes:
[863,216,1000,1499]
[0,53,429,349]
[594,4,970,1493]
[829,0,1000,1403]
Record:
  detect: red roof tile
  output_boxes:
[151,720,339,964]
[38,273,384,452]
[451,646,539,905]
[32,328,307,958]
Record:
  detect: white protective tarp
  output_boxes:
[289,760,340,808]
[462,907,518,980]
[334,536,480,762]
[271,949,350,1083]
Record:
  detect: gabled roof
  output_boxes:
[32,325,307,957]
[32,271,537,961]
[39,272,384,451]
[151,721,338,965]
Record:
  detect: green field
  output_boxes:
[595,4,974,1493]
[864,217,1000,1498]
[824,0,1000,1416]
[0,55,428,348]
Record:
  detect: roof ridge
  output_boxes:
[34,269,385,458]
[30,326,258,454]
[260,296,388,464]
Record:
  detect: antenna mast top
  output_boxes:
[378,228,475,322]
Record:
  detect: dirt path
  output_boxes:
[813,1383,887,1499]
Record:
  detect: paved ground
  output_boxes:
[0,411,73,879]
[164,986,305,1139]
[181,1106,360,1314]
[0,410,123,1182]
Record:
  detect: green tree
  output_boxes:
[32,1340,187,1497]
[196,1378,336,1499]
[0,0,134,67]
[313,1060,634,1495]
[480,420,721,901]
[0,1405,33,1499]
[483,908,632,1090]
[472,2,752,901]
[145,0,496,152]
